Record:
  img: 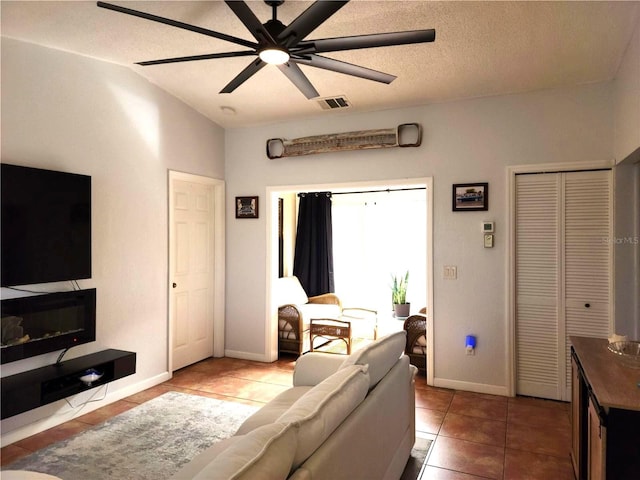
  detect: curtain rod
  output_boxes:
[332,187,425,195]
[298,187,425,197]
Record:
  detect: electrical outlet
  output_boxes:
[443,265,457,280]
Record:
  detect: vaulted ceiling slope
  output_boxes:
[2,1,639,128]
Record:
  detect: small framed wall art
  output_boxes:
[236,196,259,218]
[452,183,489,211]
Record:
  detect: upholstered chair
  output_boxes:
[276,276,342,355]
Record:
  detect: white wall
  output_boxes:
[613,14,640,339]
[614,162,640,339]
[1,38,225,443]
[225,82,613,392]
[614,14,640,163]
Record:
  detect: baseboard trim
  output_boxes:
[224,349,272,362]
[433,377,510,397]
[1,372,171,447]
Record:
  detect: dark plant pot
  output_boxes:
[393,303,411,318]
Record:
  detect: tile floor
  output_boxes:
[1,356,575,479]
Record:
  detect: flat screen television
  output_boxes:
[1,288,96,364]
[1,163,92,287]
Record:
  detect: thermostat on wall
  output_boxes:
[482,221,494,233]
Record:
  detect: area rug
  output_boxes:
[401,435,434,480]
[3,392,259,480]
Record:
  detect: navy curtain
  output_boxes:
[293,192,334,296]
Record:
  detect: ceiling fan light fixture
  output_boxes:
[259,47,289,65]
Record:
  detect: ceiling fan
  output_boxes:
[97,1,436,99]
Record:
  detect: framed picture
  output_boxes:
[236,196,259,218]
[452,183,489,211]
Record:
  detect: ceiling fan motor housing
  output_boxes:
[263,19,287,45]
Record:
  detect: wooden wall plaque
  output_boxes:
[266,123,421,159]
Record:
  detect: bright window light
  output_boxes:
[332,189,427,315]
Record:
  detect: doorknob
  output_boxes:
[172,283,177,288]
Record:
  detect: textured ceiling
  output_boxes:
[2,1,639,128]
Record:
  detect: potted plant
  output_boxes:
[391,271,410,318]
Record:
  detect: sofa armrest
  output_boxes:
[293,352,346,386]
[307,293,342,309]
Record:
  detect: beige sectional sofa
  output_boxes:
[171,331,417,480]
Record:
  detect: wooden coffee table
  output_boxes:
[309,318,352,354]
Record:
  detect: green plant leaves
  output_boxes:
[391,271,409,304]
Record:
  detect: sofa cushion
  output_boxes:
[292,352,347,387]
[298,303,341,328]
[276,276,309,307]
[276,364,370,470]
[236,386,312,435]
[340,330,406,389]
[173,422,298,480]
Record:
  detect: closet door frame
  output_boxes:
[506,159,615,397]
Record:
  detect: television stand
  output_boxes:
[1,349,136,419]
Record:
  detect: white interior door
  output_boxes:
[515,170,612,401]
[170,175,215,371]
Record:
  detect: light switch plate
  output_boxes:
[444,265,457,279]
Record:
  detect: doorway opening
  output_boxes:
[266,177,434,384]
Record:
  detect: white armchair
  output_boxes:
[276,276,342,355]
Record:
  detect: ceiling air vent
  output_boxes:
[317,96,351,110]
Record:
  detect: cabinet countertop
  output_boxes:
[570,336,640,411]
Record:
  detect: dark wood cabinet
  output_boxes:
[571,353,587,478]
[587,396,605,480]
[571,337,640,480]
[1,349,136,419]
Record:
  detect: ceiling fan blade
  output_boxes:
[137,51,256,66]
[97,1,258,50]
[293,54,396,84]
[296,29,436,54]
[278,1,349,48]
[224,1,276,45]
[220,58,266,94]
[277,63,320,99]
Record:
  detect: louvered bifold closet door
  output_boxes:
[515,170,612,401]
[515,174,561,400]
[562,170,612,400]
